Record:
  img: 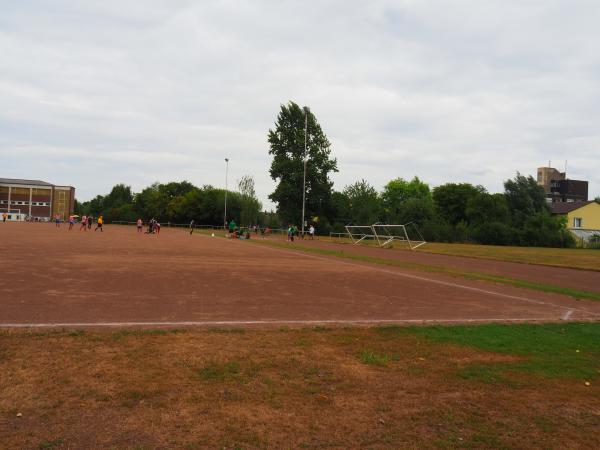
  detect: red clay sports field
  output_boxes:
[1,223,599,328]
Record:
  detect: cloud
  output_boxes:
[1,0,599,205]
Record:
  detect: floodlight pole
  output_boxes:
[224,158,229,229]
[301,107,308,237]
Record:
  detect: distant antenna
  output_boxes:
[564,160,567,178]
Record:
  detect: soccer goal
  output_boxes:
[371,222,427,250]
[345,225,378,244]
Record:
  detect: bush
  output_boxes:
[471,222,514,245]
[421,219,454,242]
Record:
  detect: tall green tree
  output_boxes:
[503,173,548,224]
[466,193,512,245]
[466,192,510,225]
[381,176,433,225]
[432,183,485,226]
[134,182,168,219]
[104,184,134,209]
[343,179,380,225]
[268,102,338,225]
[237,175,262,225]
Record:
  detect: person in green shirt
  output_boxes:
[228,219,236,234]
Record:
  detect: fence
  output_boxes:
[109,221,293,237]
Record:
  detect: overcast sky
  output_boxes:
[2,0,599,206]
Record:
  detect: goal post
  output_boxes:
[371,222,426,250]
[341,222,426,250]
[345,225,377,244]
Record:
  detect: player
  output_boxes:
[189,219,194,235]
[137,218,143,233]
[80,215,87,231]
[309,224,315,240]
[94,215,104,232]
[68,215,75,230]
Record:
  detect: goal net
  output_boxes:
[345,225,378,244]
[371,222,426,249]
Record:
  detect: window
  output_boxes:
[573,217,583,228]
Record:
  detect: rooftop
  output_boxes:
[550,201,594,214]
[0,178,54,187]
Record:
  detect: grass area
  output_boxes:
[249,239,600,301]
[0,324,598,449]
[417,242,600,271]
[379,322,600,379]
[323,237,600,272]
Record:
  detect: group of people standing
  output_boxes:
[287,224,315,242]
[55,214,103,231]
[138,218,161,234]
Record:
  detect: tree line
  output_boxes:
[266,102,573,247]
[77,171,574,247]
[77,101,578,247]
[328,174,573,247]
[76,177,270,228]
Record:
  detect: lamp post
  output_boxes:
[224,158,229,229]
[301,106,308,237]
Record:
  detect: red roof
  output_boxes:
[550,201,593,214]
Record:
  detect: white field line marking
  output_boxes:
[2,317,598,328]
[562,309,574,320]
[245,240,600,317]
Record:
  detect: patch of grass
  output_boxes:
[533,415,557,433]
[112,329,187,340]
[295,338,311,347]
[38,438,64,449]
[375,325,411,336]
[416,242,600,272]
[456,364,513,385]
[196,360,241,382]
[118,388,163,407]
[250,240,600,301]
[323,238,600,271]
[465,432,508,449]
[411,322,600,379]
[68,329,85,337]
[207,327,245,334]
[359,349,395,366]
[2,325,600,448]
[461,272,600,301]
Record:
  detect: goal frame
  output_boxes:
[371,222,426,250]
[345,225,377,244]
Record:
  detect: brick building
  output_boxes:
[536,166,588,203]
[0,178,75,221]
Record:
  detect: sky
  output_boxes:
[1,0,599,207]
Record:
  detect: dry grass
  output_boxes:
[322,236,600,271]
[414,242,600,271]
[1,326,598,449]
